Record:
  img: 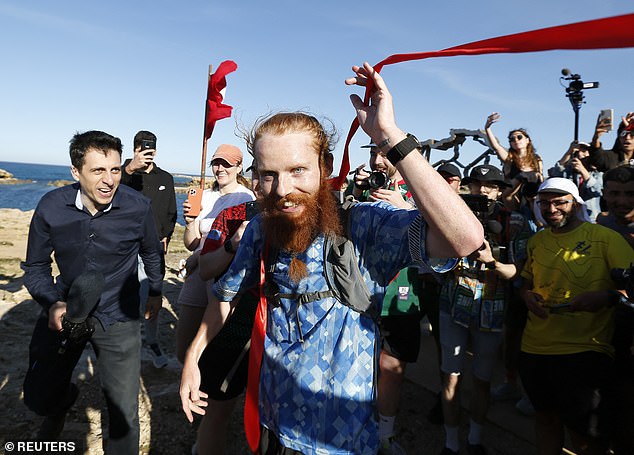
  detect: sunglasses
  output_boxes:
[211,160,237,168]
[509,134,526,142]
[620,130,634,138]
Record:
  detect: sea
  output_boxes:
[0,161,192,224]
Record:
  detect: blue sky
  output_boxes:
[0,1,632,177]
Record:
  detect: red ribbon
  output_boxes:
[244,249,268,454]
[332,13,634,189]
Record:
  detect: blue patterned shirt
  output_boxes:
[213,201,456,455]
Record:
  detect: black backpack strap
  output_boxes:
[262,241,336,306]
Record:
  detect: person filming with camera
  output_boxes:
[352,139,427,454]
[438,164,532,455]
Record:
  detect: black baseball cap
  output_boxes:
[462,164,509,187]
[436,163,461,179]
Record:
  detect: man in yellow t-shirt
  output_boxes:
[519,177,634,455]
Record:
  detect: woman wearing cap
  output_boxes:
[485,113,544,211]
[176,144,255,363]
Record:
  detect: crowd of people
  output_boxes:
[19,61,634,455]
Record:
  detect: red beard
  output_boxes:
[262,181,342,282]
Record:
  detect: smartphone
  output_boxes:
[598,109,613,131]
[186,188,203,217]
[245,200,259,221]
[140,139,156,150]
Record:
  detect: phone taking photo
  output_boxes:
[599,109,614,131]
[140,139,156,150]
[245,201,259,221]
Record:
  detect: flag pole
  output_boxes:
[199,64,213,190]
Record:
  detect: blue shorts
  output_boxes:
[439,311,502,381]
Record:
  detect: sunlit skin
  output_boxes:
[603,180,634,224]
[369,147,397,178]
[508,130,530,154]
[70,148,122,215]
[255,132,324,217]
[537,192,580,232]
[211,158,242,193]
[620,129,634,155]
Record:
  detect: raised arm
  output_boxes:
[484,113,510,163]
[346,62,483,258]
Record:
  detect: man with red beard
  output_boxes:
[180,62,484,455]
[518,177,634,455]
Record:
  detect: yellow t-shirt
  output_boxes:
[520,222,634,357]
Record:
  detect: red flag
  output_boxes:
[205,60,238,139]
[332,13,634,189]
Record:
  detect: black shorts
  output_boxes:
[519,351,615,439]
[198,291,258,401]
[379,313,423,363]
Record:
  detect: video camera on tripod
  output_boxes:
[560,68,599,141]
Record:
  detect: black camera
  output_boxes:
[460,194,494,219]
[461,194,506,261]
[140,139,156,150]
[356,170,389,190]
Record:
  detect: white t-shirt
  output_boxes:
[195,185,255,251]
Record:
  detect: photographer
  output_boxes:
[353,141,418,454]
[589,111,634,171]
[121,130,176,368]
[548,141,603,222]
[351,141,413,209]
[438,164,532,455]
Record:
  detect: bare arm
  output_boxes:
[346,62,483,258]
[470,239,520,281]
[484,113,510,163]
[179,293,235,422]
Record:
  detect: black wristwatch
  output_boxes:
[485,261,497,270]
[223,239,235,254]
[386,134,421,165]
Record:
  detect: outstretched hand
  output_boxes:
[179,354,208,423]
[345,62,404,148]
[485,112,501,129]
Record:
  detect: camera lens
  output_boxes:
[368,171,388,189]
